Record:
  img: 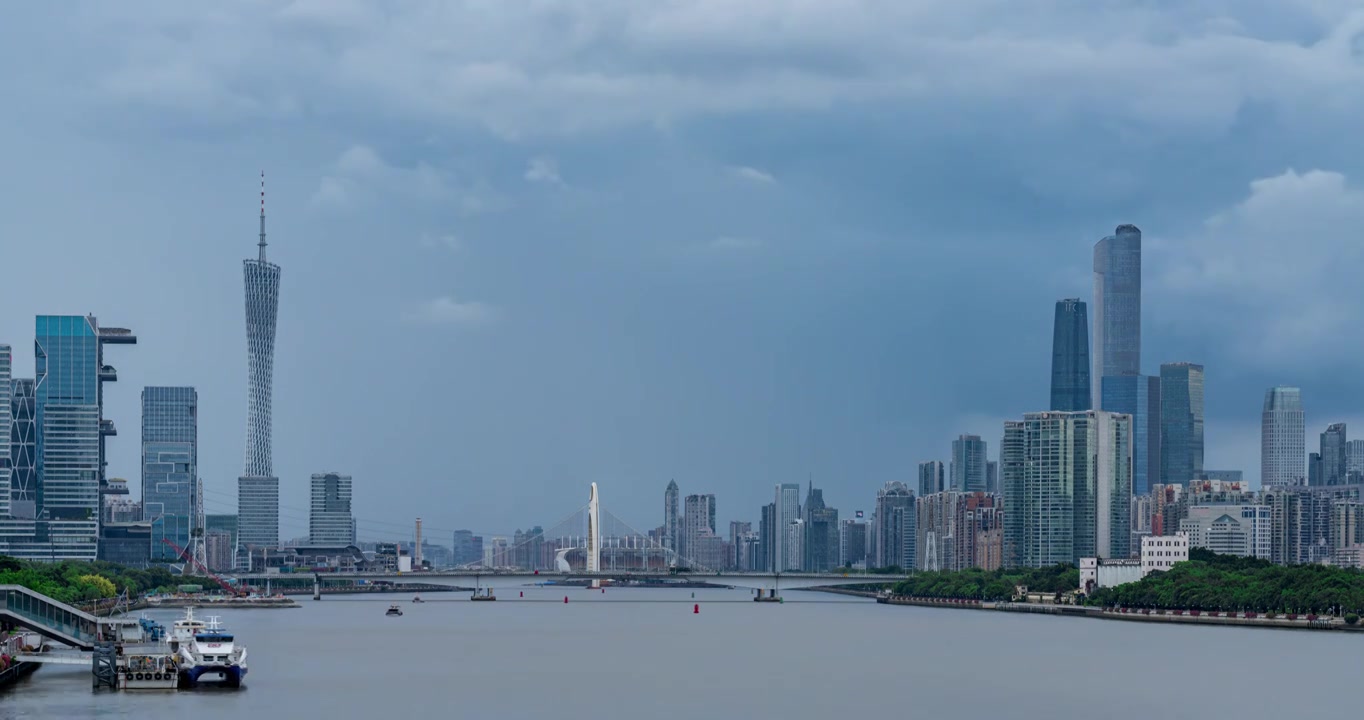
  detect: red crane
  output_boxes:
[160,538,248,597]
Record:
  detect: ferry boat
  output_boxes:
[174,614,248,688]
[386,604,404,616]
[120,653,179,691]
[166,606,206,655]
[412,595,424,604]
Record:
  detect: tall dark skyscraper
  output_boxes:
[1049,298,1091,411]
[917,461,945,497]
[1320,423,1347,486]
[1092,224,1142,407]
[951,435,988,493]
[142,386,198,562]
[239,175,282,566]
[1102,375,1161,496]
[1159,363,1204,485]
[663,480,679,553]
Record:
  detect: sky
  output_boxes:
[3,1,1364,544]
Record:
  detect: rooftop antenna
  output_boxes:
[258,171,267,262]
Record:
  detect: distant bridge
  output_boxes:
[236,570,905,593]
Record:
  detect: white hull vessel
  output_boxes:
[168,608,249,688]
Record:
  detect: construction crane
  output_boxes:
[160,538,250,597]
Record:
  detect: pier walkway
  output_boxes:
[0,585,135,650]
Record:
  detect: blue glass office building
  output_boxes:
[1102,375,1161,496]
[1159,363,1204,485]
[142,387,197,562]
[34,316,101,520]
[1092,225,1141,409]
[1050,299,1091,411]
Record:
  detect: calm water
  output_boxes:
[1,587,1357,719]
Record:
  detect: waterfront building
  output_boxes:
[664,480,680,554]
[873,481,914,569]
[1004,411,1132,568]
[1320,424,1348,486]
[783,520,805,571]
[1050,298,1091,411]
[1159,363,1204,485]
[239,182,282,565]
[205,514,238,558]
[1261,387,1305,488]
[309,472,355,546]
[1079,558,1144,592]
[802,485,839,572]
[682,493,716,566]
[0,347,10,519]
[1101,375,1160,496]
[9,379,36,519]
[951,435,988,493]
[774,483,801,571]
[1092,224,1142,408]
[142,387,198,562]
[759,502,776,572]
[98,522,152,567]
[1179,504,1271,560]
[917,461,945,497]
[1329,501,1364,561]
[1000,421,1026,568]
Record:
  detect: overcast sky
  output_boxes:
[3,1,1364,543]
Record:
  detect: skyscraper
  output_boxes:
[1050,298,1091,411]
[1348,440,1364,476]
[917,461,945,497]
[774,483,801,571]
[1101,375,1160,496]
[759,502,776,571]
[239,176,282,565]
[1003,410,1132,568]
[1092,224,1142,406]
[872,481,914,569]
[951,435,988,493]
[309,472,355,546]
[9,379,36,519]
[1320,423,1348,486]
[802,484,839,572]
[142,387,198,562]
[682,493,716,567]
[1000,421,1026,568]
[1159,363,1204,485]
[663,479,680,554]
[1261,387,1305,488]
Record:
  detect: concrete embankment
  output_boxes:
[877,595,1364,632]
[0,635,39,690]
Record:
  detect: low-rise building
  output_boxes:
[1141,532,1189,573]
[1079,558,1144,593]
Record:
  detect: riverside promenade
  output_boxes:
[877,594,1364,632]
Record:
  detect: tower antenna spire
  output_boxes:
[258,171,267,262]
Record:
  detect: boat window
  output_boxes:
[195,634,233,642]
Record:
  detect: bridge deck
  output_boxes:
[0,585,111,650]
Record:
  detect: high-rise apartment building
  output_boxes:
[239,180,282,565]
[802,485,839,572]
[839,519,867,568]
[664,480,680,554]
[1003,410,1132,568]
[1159,363,1204,485]
[205,530,234,572]
[1101,375,1160,496]
[759,502,776,572]
[309,472,355,546]
[682,493,716,566]
[873,481,914,569]
[1261,387,1305,488]
[774,483,801,571]
[1000,421,1026,568]
[1320,423,1348,487]
[1092,224,1142,406]
[1348,440,1364,476]
[917,461,945,497]
[142,387,198,562]
[1050,298,1091,411]
[951,435,988,493]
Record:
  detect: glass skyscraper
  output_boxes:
[34,316,101,520]
[917,460,945,497]
[1320,423,1347,486]
[1102,375,1160,496]
[9,379,37,519]
[0,346,10,519]
[309,472,355,546]
[142,386,197,562]
[1049,298,1091,411]
[774,483,800,571]
[1159,363,1204,485]
[1261,387,1305,488]
[1092,224,1142,407]
[951,435,988,493]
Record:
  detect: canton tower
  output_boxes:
[238,172,281,568]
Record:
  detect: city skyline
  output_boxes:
[4,4,1364,537]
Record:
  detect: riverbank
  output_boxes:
[877,595,1364,632]
[0,634,39,690]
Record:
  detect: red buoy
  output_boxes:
[564,596,569,604]
[693,604,699,614]
[519,591,523,598]
[601,588,605,594]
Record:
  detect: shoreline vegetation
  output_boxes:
[875,549,1364,630]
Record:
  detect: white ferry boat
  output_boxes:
[170,610,249,688]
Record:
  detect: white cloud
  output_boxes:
[310,144,509,214]
[524,157,563,185]
[727,165,776,184]
[61,3,1364,137]
[404,296,497,327]
[1156,168,1364,366]
[419,233,462,251]
[709,235,763,251]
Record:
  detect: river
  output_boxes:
[0,587,1356,719]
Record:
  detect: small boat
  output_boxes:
[412,595,424,604]
[386,604,404,616]
[470,588,496,602]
